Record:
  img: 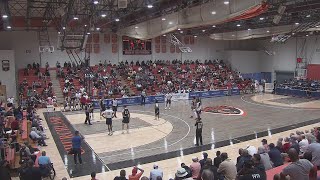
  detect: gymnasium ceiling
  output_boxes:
[1,0,320,43]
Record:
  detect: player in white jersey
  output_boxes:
[165,92,172,110]
[112,98,118,118]
[101,106,113,135]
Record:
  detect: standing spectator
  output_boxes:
[129,167,144,180]
[213,151,222,168]
[274,148,315,180]
[72,131,82,164]
[217,153,237,180]
[190,157,201,179]
[198,158,218,180]
[237,160,266,180]
[114,170,128,180]
[268,143,283,167]
[150,164,163,180]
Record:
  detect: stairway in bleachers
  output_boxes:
[49,70,64,104]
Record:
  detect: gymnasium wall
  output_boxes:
[0,50,17,98]
[259,36,320,73]
[0,31,256,70]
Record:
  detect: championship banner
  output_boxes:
[87,35,92,43]
[93,44,100,54]
[184,36,190,44]
[92,34,100,43]
[190,36,195,44]
[155,37,160,44]
[170,45,175,53]
[161,36,166,44]
[112,34,118,43]
[161,44,166,53]
[112,44,118,53]
[155,44,160,53]
[104,34,110,44]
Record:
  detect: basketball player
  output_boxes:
[112,98,118,118]
[195,118,203,146]
[165,92,172,110]
[101,106,113,135]
[89,103,94,120]
[99,98,105,119]
[190,97,197,118]
[195,98,202,120]
[154,100,160,120]
[84,104,92,125]
[122,106,130,134]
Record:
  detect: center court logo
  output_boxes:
[203,105,246,116]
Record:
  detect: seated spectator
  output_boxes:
[213,151,222,168]
[236,149,252,171]
[257,147,273,170]
[114,170,128,180]
[199,152,208,168]
[38,151,51,175]
[0,160,11,180]
[91,172,98,180]
[274,148,316,180]
[180,163,192,178]
[217,153,237,180]
[175,168,193,180]
[237,160,266,180]
[268,143,283,167]
[200,169,214,180]
[19,160,42,180]
[190,157,201,179]
[305,135,320,167]
[150,164,163,180]
[29,127,47,146]
[282,137,291,153]
[198,158,218,180]
[129,167,144,180]
[299,134,309,153]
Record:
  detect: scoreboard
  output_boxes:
[122,36,152,55]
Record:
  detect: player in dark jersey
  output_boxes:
[122,106,130,134]
[195,118,203,146]
[154,100,160,120]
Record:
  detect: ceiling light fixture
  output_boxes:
[316,25,320,28]
[306,34,309,37]
[58,31,61,34]
[237,24,241,27]
[147,4,153,8]
[161,18,166,21]
[180,31,183,33]
[73,17,79,20]
[101,14,106,18]
[96,27,100,31]
[169,22,173,25]
[115,18,120,22]
[267,30,270,33]
[248,28,251,30]
[93,0,98,4]
[62,27,66,30]
[178,28,181,30]
[212,25,216,28]
[202,30,206,32]
[194,36,197,38]
[135,26,139,29]
[224,1,229,5]
[295,22,299,25]
[87,32,91,35]
[260,17,264,20]
[292,33,295,35]
[84,24,87,27]
[7,26,11,29]
[2,15,8,19]
[232,34,235,37]
[163,34,166,37]
[211,11,216,15]
[306,15,311,18]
